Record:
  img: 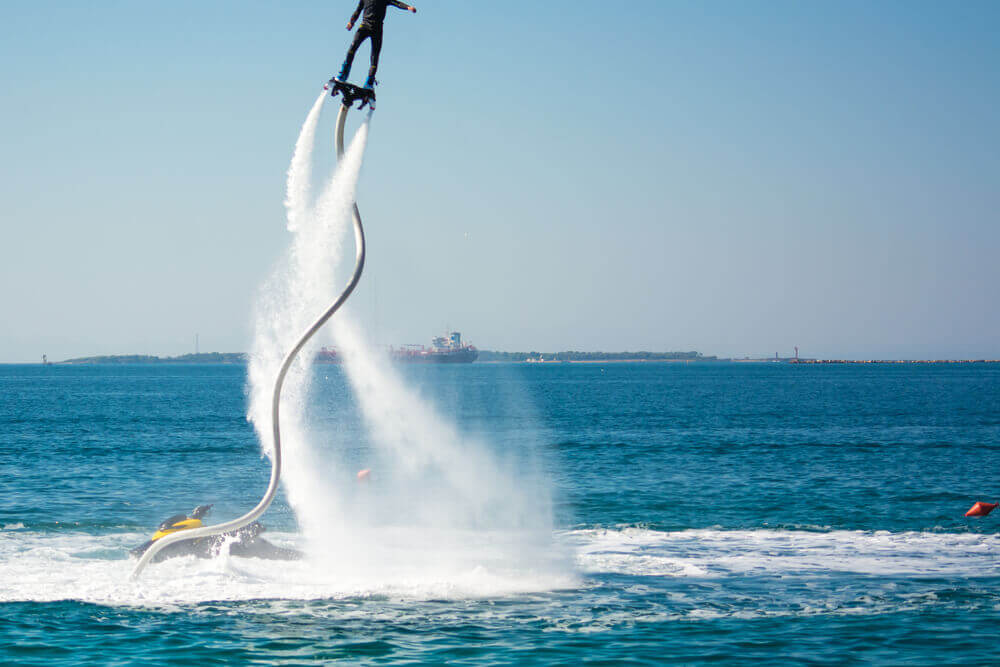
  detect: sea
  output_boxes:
[2,361,999,664]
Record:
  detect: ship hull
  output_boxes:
[316,347,478,364]
[394,348,478,364]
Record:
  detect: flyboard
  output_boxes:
[325,77,376,110]
[131,85,369,579]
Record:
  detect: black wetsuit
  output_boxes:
[341,0,413,85]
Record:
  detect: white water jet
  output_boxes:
[284,92,325,233]
[247,92,370,542]
[319,315,566,585]
[245,94,568,593]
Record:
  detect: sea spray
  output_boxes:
[317,315,569,588]
[246,97,370,543]
[248,97,569,593]
[334,318,549,529]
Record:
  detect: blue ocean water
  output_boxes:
[2,362,999,664]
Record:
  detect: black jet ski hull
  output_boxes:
[131,521,302,562]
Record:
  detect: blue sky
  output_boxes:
[1,1,998,361]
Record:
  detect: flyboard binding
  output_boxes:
[325,78,375,110]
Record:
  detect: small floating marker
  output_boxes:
[357,468,372,482]
[965,501,998,517]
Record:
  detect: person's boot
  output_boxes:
[363,74,377,90]
[336,61,351,83]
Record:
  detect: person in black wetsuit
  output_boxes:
[336,0,417,90]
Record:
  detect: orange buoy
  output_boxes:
[965,501,998,517]
[356,468,371,482]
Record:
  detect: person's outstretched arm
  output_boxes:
[389,1,417,13]
[347,0,363,29]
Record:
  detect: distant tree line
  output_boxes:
[61,352,247,364]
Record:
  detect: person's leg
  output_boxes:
[364,29,383,88]
[339,28,371,81]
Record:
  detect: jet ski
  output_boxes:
[130,504,302,563]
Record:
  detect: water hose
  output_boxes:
[132,102,366,579]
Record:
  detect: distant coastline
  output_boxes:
[48,352,1000,365]
[56,351,713,365]
[59,353,247,365]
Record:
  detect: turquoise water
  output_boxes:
[2,362,999,664]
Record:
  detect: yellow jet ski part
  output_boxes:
[151,518,203,541]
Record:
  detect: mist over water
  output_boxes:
[244,95,568,595]
[323,316,568,591]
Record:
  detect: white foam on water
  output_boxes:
[3,527,998,608]
[569,527,1000,578]
[0,530,573,605]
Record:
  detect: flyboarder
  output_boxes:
[335,0,416,91]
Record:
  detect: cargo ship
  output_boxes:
[317,332,478,364]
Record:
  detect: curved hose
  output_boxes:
[132,103,366,579]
